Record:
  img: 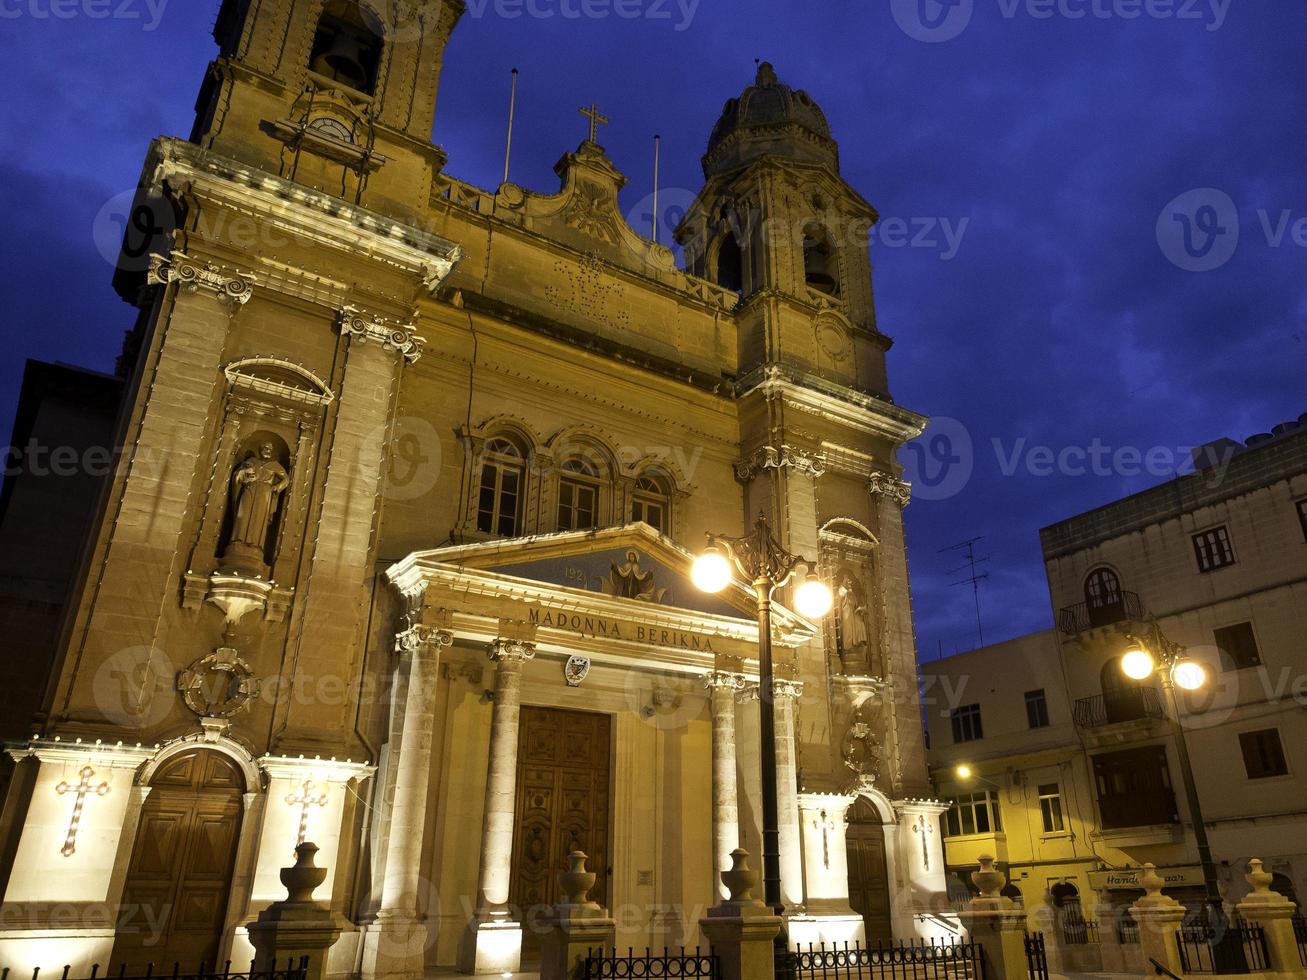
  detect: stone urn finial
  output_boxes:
[281,842,328,904]
[721,848,758,903]
[1140,863,1165,899]
[1246,859,1274,896]
[972,854,1006,900]
[559,851,597,907]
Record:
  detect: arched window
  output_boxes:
[1084,567,1122,608]
[557,458,600,531]
[631,474,670,533]
[309,1,384,95]
[715,234,743,294]
[803,223,840,295]
[477,437,525,537]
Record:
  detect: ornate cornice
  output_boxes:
[734,444,826,483]
[867,471,912,508]
[148,252,254,308]
[338,306,426,363]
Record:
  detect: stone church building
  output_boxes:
[0,1,951,975]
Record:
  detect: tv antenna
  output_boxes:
[942,536,990,647]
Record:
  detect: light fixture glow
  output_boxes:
[1121,648,1156,681]
[794,574,833,618]
[691,546,732,593]
[1172,660,1207,691]
[955,764,974,780]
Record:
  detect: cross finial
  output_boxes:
[578,103,609,144]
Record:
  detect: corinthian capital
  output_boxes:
[867,471,912,508]
[148,252,254,308]
[734,444,826,483]
[338,306,425,364]
[487,638,536,663]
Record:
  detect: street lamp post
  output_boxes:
[692,513,832,920]
[1119,617,1245,974]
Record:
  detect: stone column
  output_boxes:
[362,621,453,980]
[707,671,745,902]
[773,678,805,913]
[955,856,1032,980]
[1128,864,1187,978]
[1236,859,1302,976]
[457,637,536,975]
[700,850,784,980]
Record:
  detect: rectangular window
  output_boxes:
[631,497,666,533]
[951,703,984,743]
[1039,783,1065,833]
[1240,729,1289,779]
[1025,689,1050,729]
[1192,526,1235,572]
[557,479,597,530]
[1297,500,1307,542]
[1092,746,1177,829]
[1214,622,1261,671]
[944,791,1003,837]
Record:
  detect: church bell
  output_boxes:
[312,30,371,92]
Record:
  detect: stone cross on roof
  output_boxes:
[579,102,609,144]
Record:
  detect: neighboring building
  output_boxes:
[0,361,123,744]
[0,3,952,975]
[926,417,1307,929]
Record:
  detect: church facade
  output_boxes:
[0,1,952,976]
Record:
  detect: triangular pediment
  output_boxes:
[394,523,799,625]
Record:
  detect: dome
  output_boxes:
[703,62,839,177]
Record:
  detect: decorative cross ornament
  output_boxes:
[286,779,328,847]
[56,766,110,857]
[913,815,935,871]
[578,103,609,144]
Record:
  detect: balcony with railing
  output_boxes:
[1073,687,1166,728]
[1059,591,1144,636]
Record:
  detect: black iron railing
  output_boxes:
[788,938,986,980]
[1024,932,1049,980]
[1059,917,1102,945]
[584,947,718,980]
[1294,916,1307,967]
[1116,917,1141,946]
[1073,688,1166,728]
[1,958,310,980]
[1175,921,1267,974]
[1058,592,1144,635]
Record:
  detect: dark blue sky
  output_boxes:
[2,0,1303,660]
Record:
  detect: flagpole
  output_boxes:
[502,68,519,186]
[652,134,661,242]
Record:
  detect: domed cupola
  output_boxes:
[703,62,839,177]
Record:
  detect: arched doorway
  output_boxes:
[115,751,246,967]
[845,798,892,940]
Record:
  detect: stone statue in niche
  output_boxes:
[835,574,872,671]
[603,550,667,603]
[221,442,290,571]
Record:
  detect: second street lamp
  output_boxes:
[692,513,832,922]
[1118,617,1243,974]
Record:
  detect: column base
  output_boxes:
[457,912,523,975]
[360,911,429,980]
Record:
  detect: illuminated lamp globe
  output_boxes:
[794,574,833,619]
[1120,648,1155,681]
[1172,660,1207,691]
[955,764,974,780]
[691,547,732,593]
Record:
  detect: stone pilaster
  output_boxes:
[706,671,746,902]
[772,678,804,912]
[361,621,454,980]
[457,637,536,975]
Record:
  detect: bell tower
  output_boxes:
[678,63,933,839]
[193,0,465,217]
